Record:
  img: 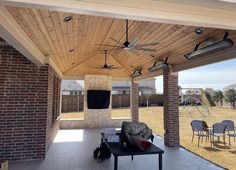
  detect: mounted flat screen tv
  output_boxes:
[87,90,111,109]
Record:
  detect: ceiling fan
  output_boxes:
[96,19,159,54]
[91,50,123,70]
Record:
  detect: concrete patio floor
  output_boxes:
[9,129,223,170]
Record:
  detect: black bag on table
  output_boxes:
[93,142,111,161]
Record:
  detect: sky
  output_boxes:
[155,58,236,93]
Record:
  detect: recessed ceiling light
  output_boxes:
[69,49,74,53]
[63,16,72,22]
[195,28,204,35]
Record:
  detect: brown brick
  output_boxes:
[163,67,179,147]
[0,44,61,160]
[130,79,139,123]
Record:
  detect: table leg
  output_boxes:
[131,155,133,160]
[114,156,118,170]
[159,153,162,170]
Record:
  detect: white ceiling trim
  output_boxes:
[1,0,236,30]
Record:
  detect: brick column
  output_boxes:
[130,79,139,122]
[163,67,179,147]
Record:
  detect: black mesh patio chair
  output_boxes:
[191,120,209,147]
[209,122,226,147]
[222,120,236,146]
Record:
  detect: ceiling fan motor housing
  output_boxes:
[123,41,130,48]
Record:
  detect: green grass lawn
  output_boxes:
[61,106,236,170]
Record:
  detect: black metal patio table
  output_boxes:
[101,133,164,170]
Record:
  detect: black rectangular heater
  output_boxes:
[87,90,111,109]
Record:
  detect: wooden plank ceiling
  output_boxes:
[6,6,236,80]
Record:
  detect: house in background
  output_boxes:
[62,78,156,95]
[184,88,202,95]
[62,80,84,95]
[112,78,156,95]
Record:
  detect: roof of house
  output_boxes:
[62,80,84,91]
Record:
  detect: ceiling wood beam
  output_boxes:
[110,54,131,75]
[62,75,84,80]
[2,0,236,30]
[63,75,130,81]
[62,52,98,74]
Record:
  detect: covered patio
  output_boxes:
[9,129,222,170]
[1,0,236,169]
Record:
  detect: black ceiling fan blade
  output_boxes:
[133,47,156,52]
[129,48,140,55]
[110,37,123,46]
[101,67,111,70]
[111,67,123,70]
[133,42,159,48]
[96,44,121,47]
[108,47,124,51]
[109,65,123,69]
[99,65,111,70]
[89,66,104,69]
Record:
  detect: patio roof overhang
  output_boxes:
[1,0,236,81]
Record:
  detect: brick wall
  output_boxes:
[46,66,61,151]
[131,79,139,123]
[163,67,180,147]
[0,43,61,160]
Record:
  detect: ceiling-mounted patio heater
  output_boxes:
[148,58,168,72]
[184,32,234,60]
[130,68,142,78]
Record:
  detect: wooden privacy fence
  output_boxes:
[61,94,163,113]
[61,95,84,113]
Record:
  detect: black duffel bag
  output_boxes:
[93,142,111,161]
